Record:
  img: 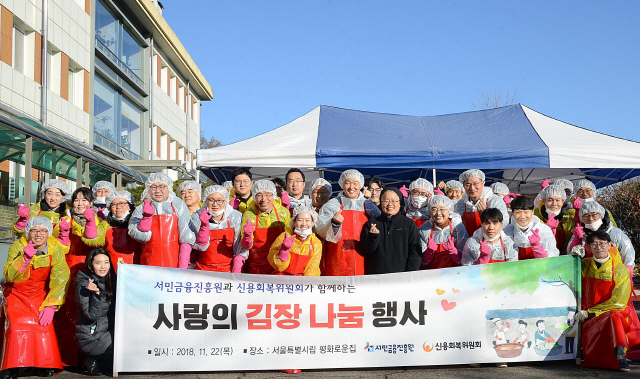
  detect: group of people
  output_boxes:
[1,167,638,376]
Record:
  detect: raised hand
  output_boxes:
[528,229,541,246]
[332,210,344,224]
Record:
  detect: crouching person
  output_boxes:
[461,208,518,265]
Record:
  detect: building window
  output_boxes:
[120,97,141,156]
[122,27,142,79]
[94,76,117,144]
[95,1,119,56]
[12,26,25,73]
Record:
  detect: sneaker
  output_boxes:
[619,359,630,372]
[496,363,508,368]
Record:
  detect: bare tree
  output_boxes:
[472,89,520,110]
[200,130,222,149]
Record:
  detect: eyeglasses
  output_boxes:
[29,229,48,235]
[369,188,382,194]
[380,199,400,205]
[589,242,609,249]
[206,199,225,205]
[411,191,431,197]
[431,208,448,214]
[149,184,168,191]
[286,179,304,184]
[234,179,251,185]
[463,181,483,189]
[111,202,129,208]
[583,212,601,220]
[254,193,274,200]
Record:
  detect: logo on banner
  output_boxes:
[422,342,434,352]
[364,342,374,352]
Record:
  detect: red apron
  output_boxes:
[513,229,535,261]
[247,210,283,275]
[140,204,180,268]
[405,207,428,229]
[554,223,567,252]
[274,238,313,276]
[56,227,98,366]
[487,237,506,264]
[196,220,234,272]
[324,203,369,276]
[462,203,482,235]
[1,256,62,371]
[423,220,460,270]
[105,226,141,274]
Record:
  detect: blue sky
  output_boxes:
[162,1,640,146]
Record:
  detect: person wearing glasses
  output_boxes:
[228,168,254,213]
[316,170,381,276]
[1,217,70,377]
[234,180,291,274]
[572,230,636,372]
[360,187,422,274]
[103,190,140,273]
[363,178,384,207]
[13,179,71,239]
[445,180,464,202]
[571,179,617,227]
[284,168,312,212]
[419,195,469,269]
[567,201,635,279]
[192,185,242,272]
[454,169,509,235]
[309,178,332,212]
[128,173,196,269]
[92,181,116,220]
[405,178,434,228]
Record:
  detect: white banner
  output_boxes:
[113,256,580,373]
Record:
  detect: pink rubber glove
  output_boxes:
[20,241,37,274]
[15,204,31,230]
[572,197,583,211]
[546,214,559,231]
[568,229,584,255]
[399,185,410,198]
[541,179,551,190]
[476,240,491,265]
[57,217,71,246]
[434,189,445,196]
[528,229,548,258]
[231,255,245,273]
[421,238,438,265]
[38,306,56,326]
[276,233,295,261]
[137,200,154,232]
[195,210,211,245]
[177,243,192,269]
[442,236,461,262]
[230,195,241,210]
[83,208,97,239]
[503,195,512,205]
[280,191,291,209]
[628,266,634,280]
[241,219,255,249]
[573,224,585,240]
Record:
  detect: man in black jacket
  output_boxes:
[361,187,423,274]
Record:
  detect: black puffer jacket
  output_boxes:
[75,270,116,356]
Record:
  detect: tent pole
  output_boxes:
[432,168,437,187]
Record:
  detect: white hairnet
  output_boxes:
[575,179,596,195]
[409,178,434,193]
[579,201,606,218]
[105,190,134,209]
[203,185,229,203]
[40,179,71,201]
[309,178,332,197]
[141,188,148,200]
[490,182,510,196]
[222,181,233,190]
[553,178,574,192]
[178,180,202,199]
[25,216,53,236]
[459,169,485,183]
[445,180,464,191]
[338,169,364,188]
[429,195,454,212]
[145,172,173,189]
[251,179,277,198]
[92,181,116,195]
[541,184,567,201]
[290,206,318,227]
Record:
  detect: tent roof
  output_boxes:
[197,104,640,194]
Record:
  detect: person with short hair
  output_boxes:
[405,178,434,228]
[445,180,464,202]
[419,195,469,269]
[13,179,71,238]
[572,179,617,227]
[534,184,576,252]
[103,190,140,273]
[229,168,254,213]
[92,181,116,219]
[503,196,559,260]
[461,208,517,265]
[553,178,574,211]
[285,168,312,212]
[363,178,385,207]
[178,180,202,215]
[455,170,509,235]
[308,178,332,212]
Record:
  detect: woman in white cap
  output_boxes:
[309,178,332,212]
[316,169,381,276]
[234,180,291,274]
[419,195,469,269]
[92,180,116,219]
[13,179,71,238]
[192,185,243,272]
[405,178,434,228]
[572,179,617,227]
[268,206,322,276]
[178,180,202,215]
[455,169,509,235]
[103,190,140,273]
[128,173,196,268]
[534,184,576,252]
[445,180,464,202]
[553,178,574,211]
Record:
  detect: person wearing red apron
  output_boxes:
[405,178,433,229]
[233,180,291,274]
[56,187,109,367]
[574,230,640,372]
[420,195,469,269]
[315,170,381,276]
[2,217,70,377]
[504,196,559,260]
[461,208,518,265]
[534,184,577,253]
[454,170,510,235]
[13,178,71,238]
[269,206,322,276]
[128,173,197,270]
[193,185,243,272]
[103,191,140,274]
